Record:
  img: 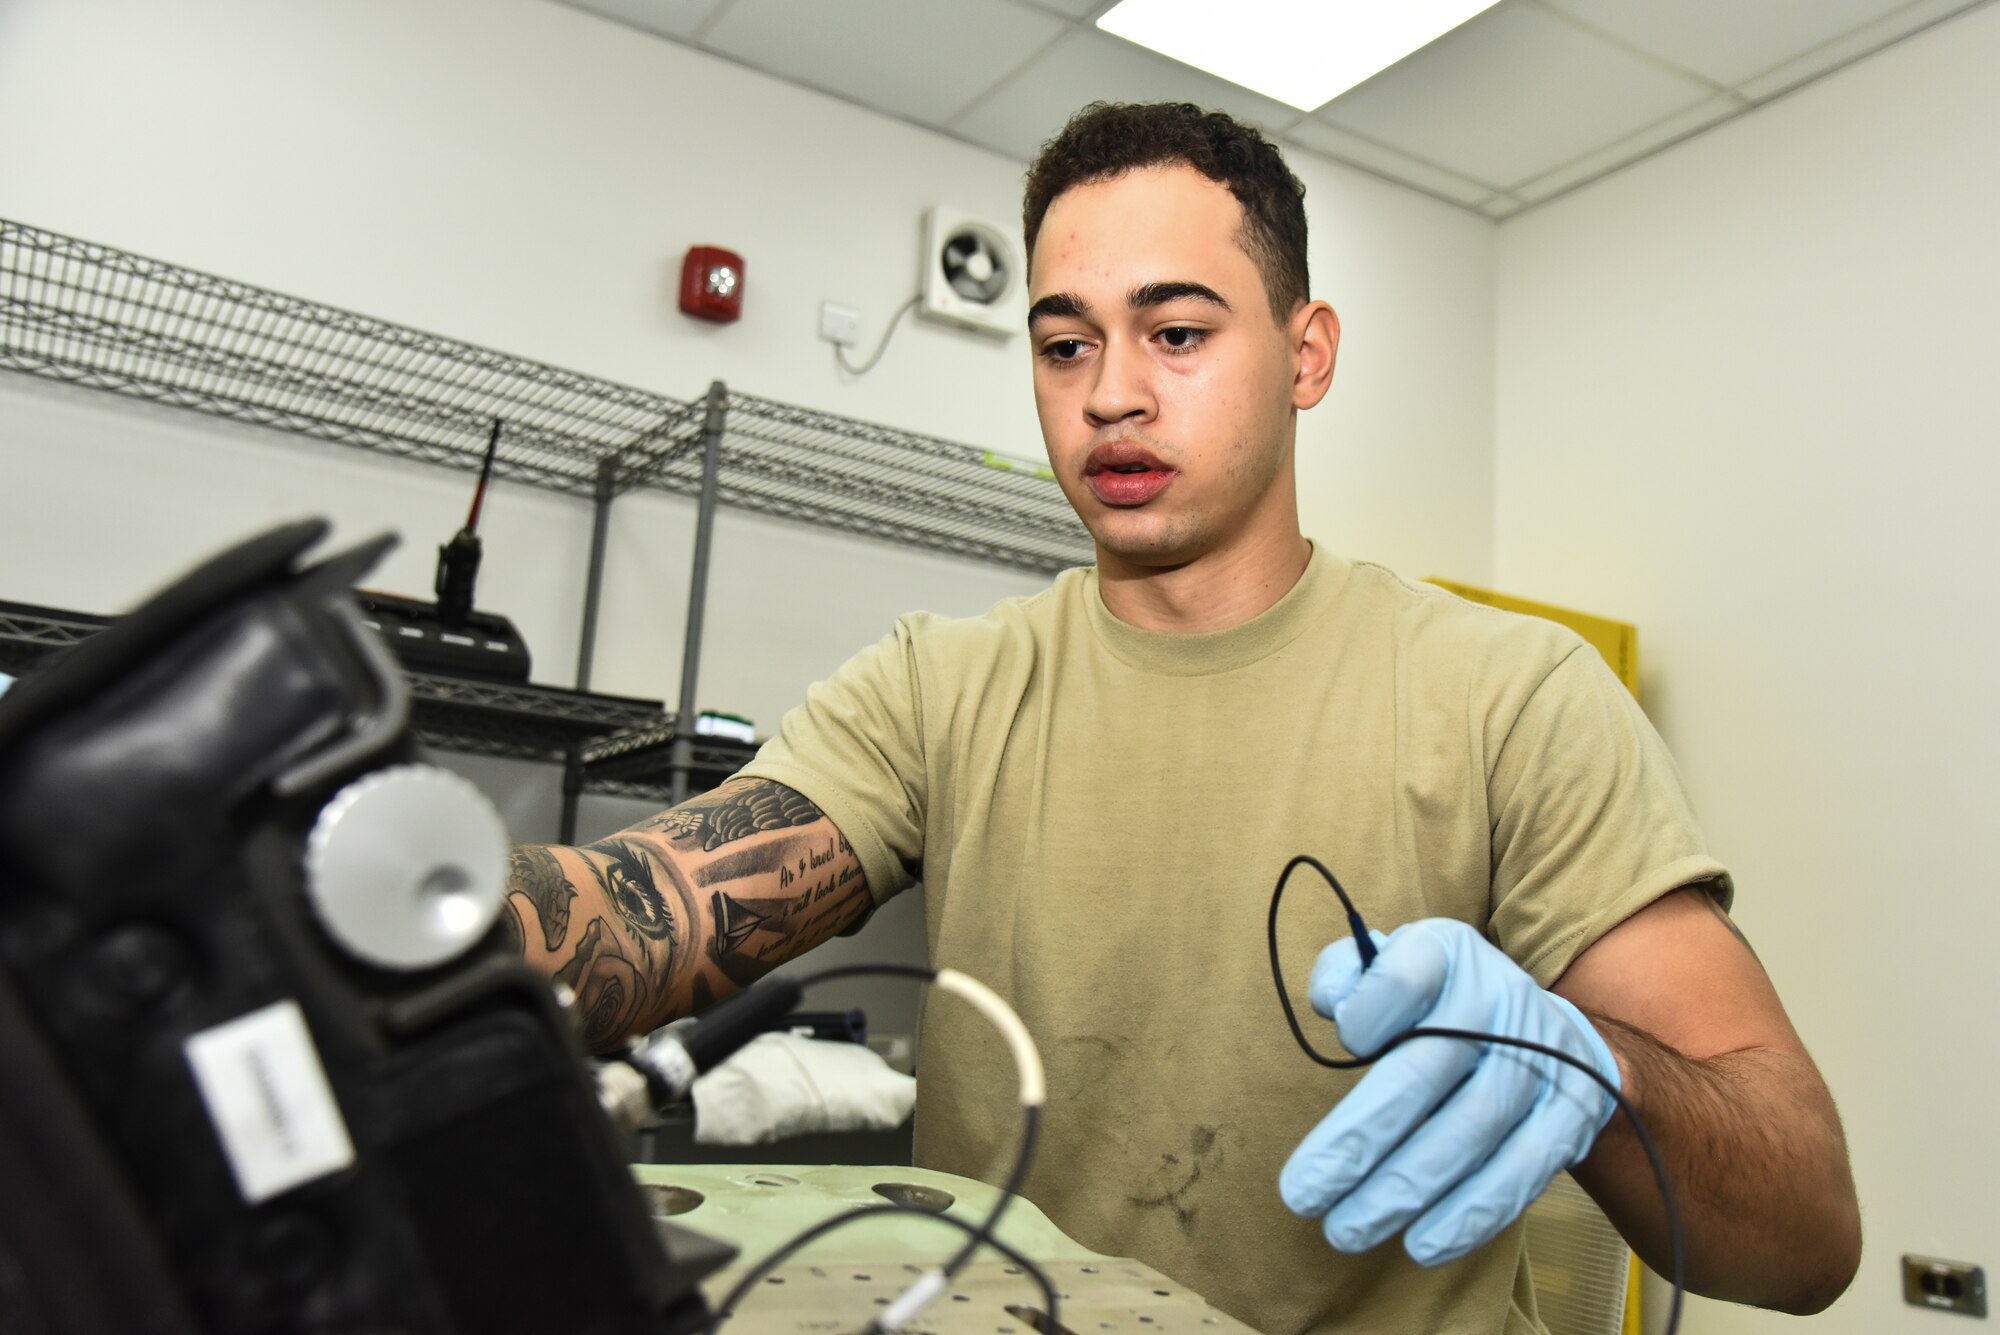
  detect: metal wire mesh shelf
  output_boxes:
[0,218,1094,574]
[0,601,111,677]
[0,602,667,768]
[639,392,1092,573]
[580,722,757,802]
[402,672,664,763]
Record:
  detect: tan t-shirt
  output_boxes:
[741,547,1729,1335]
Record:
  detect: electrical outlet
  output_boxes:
[1904,1255,1987,1317]
[818,302,859,348]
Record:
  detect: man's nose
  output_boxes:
[1084,336,1156,427]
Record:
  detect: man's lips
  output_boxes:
[1083,443,1177,507]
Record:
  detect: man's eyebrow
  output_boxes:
[1028,282,1232,328]
[1129,280,1232,313]
[1028,292,1088,327]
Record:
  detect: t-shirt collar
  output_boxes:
[1081,543,1350,676]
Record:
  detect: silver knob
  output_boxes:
[303,765,507,971]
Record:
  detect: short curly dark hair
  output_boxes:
[1022,101,1309,322]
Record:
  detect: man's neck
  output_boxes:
[1097,525,1313,634]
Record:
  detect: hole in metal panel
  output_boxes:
[872,1182,956,1213]
[1006,1304,1083,1335]
[643,1184,705,1216]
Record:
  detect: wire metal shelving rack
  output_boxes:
[0,219,1092,827]
[0,217,1087,575]
[0,599,664,770]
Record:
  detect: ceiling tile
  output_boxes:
[1283,119,1499,206]
[551,0,733,41]
[1315,2,1714,190]
[952,28,1305,160]
[1736,0,1989,101]
[1013,0,1109,18]
[1511,92,1740,202]
[702,0,1067,125]
[1537,0,1917,88]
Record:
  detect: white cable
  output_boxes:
[732,963,1049,1335]
[875,1268,948,1332]
[934,968,1046,1106]
[835,296,920,376]
[872,969,1043,1332]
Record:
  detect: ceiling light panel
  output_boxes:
[1097,0,1506,110]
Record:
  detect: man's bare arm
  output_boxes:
[497,777,873,1052]
[1554,888,1861,1315]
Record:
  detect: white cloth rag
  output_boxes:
[690,1032,916,1146]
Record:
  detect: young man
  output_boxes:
[506,104,1860,1335]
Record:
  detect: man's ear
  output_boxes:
[1291,301,1340,411]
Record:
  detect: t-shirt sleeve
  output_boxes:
[1487,644,1733,987]
[733,622,926,909]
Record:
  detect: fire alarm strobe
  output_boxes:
[680,245,745,323]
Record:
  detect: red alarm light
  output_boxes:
[679,246,745,323]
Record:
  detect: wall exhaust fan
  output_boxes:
[919,207,1024,338]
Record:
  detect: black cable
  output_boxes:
[705,1201,1060,1335]
[1268,856,1684,1335]
[795,962,938,989]
[939,1105,1038,1281]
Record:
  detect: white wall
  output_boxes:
[1296,156,1495,585]
[1494,5,2000,1331]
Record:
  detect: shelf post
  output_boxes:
[574,456,618,690]
[559,744,585,845]
[670,380,729,805]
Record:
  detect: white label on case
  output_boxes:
[183,1000,356,1203]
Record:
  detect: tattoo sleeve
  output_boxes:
[502,777,874,1052]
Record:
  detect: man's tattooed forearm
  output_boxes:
[646,779,824,852]
[508,845,576,952]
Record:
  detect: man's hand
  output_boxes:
[1279,919,1620,1266]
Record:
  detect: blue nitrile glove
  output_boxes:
[1279,919,1621,1267]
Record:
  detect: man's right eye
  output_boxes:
[1041,339,1087,363]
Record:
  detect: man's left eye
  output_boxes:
[1159,327,1203,349]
